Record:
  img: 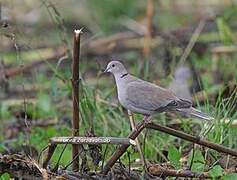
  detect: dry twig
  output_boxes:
[42,144,57,169]
[148,164,210,178]
[146,122,237,157]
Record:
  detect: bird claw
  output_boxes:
[144,116,152,123]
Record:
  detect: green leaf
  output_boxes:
[188,150,205,172]
[208,165,223,178]
[168,145,181,168]
[222,173,237,180]
[0,104,11,119]
[0,173,10,180]
[216,17,234,45]
[192,162,205,173]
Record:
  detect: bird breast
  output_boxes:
[116,81,153,115]
[117,83,128,108]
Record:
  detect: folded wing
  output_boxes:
[126,80,192,113]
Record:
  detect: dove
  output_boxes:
[104,61,212,121]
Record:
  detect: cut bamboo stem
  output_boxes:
[71,29,82,171]
[49,137,136,146]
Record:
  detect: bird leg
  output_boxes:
[127,110,148,171]
[102,115,149,174]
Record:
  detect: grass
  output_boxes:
[1,36,237,175]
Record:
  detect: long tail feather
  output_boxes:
[176,107,213,121]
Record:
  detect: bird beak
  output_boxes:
[103,66,111,73]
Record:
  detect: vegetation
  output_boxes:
[0,0,237,179]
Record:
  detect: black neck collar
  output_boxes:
[120,73,128,78]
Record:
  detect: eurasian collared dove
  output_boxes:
[104,61,212,121]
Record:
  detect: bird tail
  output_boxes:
[176,107,213,121]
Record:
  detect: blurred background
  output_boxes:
[0,0,237,178]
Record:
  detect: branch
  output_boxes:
[42,144,57,169]
[148,164,210,178]
[146,122,237,157]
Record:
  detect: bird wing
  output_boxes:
[126,80,192,112]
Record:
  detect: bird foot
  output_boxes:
[144,116,152,123]
[195,134,201,141]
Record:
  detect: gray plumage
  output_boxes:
[104,61,212,121]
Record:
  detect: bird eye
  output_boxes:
[112,64,115,67]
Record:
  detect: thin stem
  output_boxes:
[146,122,237,157]
[71,28,83,171]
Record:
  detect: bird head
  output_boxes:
[104,61,127,75]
